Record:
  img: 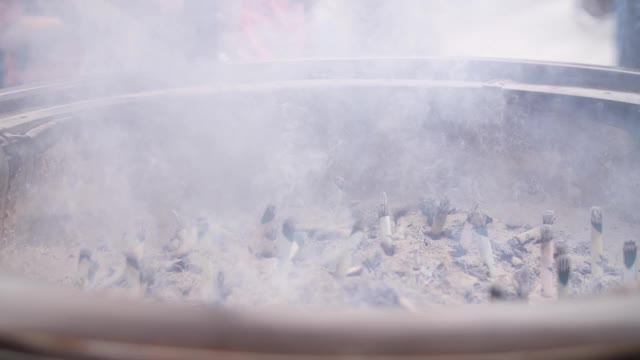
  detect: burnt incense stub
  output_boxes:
[261,205,276,224]
[623,240,637,269]
[125,252,140,271]
[77,248,98,285]
[282,217,297,242]
[556,255,571,286]
[350,218,365,236]
[554,243,568,260]
[379,203,390,218]
[195,216,209,239]
[514,266,531,299]
[540,225,553,243]
[474,225,489,237]
[489,284,507,301]
[420,197,437,225]
[78,249,92,264]
[378,192,390,218]
[590,207,603,232]
[467,205,491,228]
[433,197,451,222]
[542,210,555,225]
[380,241,395,256]
[436,197,451,216]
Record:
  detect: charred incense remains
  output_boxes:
[282,217,300,261]
[489,284,507,302]
[540,224,554,297]
[556,254,571,299]
[168,211,198,261]
[590,206,604,278]
[254,204,278,258]
[195,216,209,239]
[420,197,437,226]
[623,240,637,287]
[282,217,297,242]
[379,192,395,256]
[132,223,146,261]
[554,243,568,260]
[392,206,412,226]
[429,197,451,239]
[513,265,531,301]
[261,205,276,224]
[75,248,98,290]
[216,270,232,303]
[350,218,366,236]
[468,206,495,277]
[122,252,142,296]
[173,228,197,259]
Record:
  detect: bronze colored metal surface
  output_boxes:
[1,277,639,358]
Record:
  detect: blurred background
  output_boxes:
[0,0,636,88]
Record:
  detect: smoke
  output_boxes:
[6,0,613,82]
[1,0,631,307]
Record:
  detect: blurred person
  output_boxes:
[580,0,615,18]
[616,0,640,69]
[237,0,310,60]
[0,0,68,87]
[578,0,640,69]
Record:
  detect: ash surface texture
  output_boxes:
[0,89,638,308]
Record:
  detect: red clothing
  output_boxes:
[239,0,307,60]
